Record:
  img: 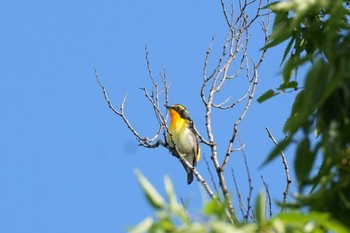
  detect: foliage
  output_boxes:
[97,0,350,231]
[260,0,350,228]
[129,172,349,233]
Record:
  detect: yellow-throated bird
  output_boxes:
[165,104,200,185]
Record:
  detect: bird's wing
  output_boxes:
[189,119,200,163]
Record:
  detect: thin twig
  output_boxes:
[231,168,256,222]
[265,127,291,212]
[261,175,273,218]
[180,197,190,222]
[200,0,270,224]
[95,68,164,147]
[96,0,271,225]
[239,137,254,221]
[204,155,220,196]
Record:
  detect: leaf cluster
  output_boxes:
[258,0,350,102]
[261,0,350,227]
[130,172,348,233]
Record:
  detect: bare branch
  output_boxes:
[261,175,273,218]
[176,150,217,200]
[204,155,220,196]
[240,139,254,221]
[203,35,218,84]
[220,0,233,30]
[231,168,256,222]
[148,50,217,199]
[161,66,170,107]
[265,127,291,213]
[95,68,164,148]
[200,0,270,224]
[192,121,210,146]
[96,47,218,202]
[97,0,271,225]
[221,0,270,173]
[180,198,190,222]
[221,61,258,170]
[231,168,247,220]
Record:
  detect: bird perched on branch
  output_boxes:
[165,104,200,185]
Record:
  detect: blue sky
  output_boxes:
[1,1,299,232]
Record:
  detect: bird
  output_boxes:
[165,104,200,185]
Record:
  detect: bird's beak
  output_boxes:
[164,105,171,109]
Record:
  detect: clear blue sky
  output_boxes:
[1,1,299,232]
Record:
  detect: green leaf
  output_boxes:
[261,136,293,167]
[203,198,226,220]
[277,211,328,224]
[294,138,316,186]
[128,217,153,233]
[283,113,307,134]
[283,90,310,134]
[322,217,350,233]
[276,81,298,91]
[281,55,304,84]
[280,37,295,66]
[272,11,289,31]
[255,192,266,225]
[164,176,176,209]
[135,169,164,209]
[309,157,332,194]
[261,13,293,51]
[257,89,279,103]
[163,176,188,222]
[304,60,345,110]
[282,54,313,85]
[274,211,349,233]
[268,0,331,28]
[261,19,293,50]
[209,221,236,233]
[157,216,174,232]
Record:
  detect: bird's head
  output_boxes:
[165,104,191,121]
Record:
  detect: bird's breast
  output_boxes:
[169,126,195,155]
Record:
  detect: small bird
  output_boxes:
[165,104,200,185]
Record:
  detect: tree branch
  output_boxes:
[265,127,291,212]
[200,0,270,224]
[95,49,218,202]
[261,175,273,218]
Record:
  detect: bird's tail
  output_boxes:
[187,170,194,185]
[181,159,195,185]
